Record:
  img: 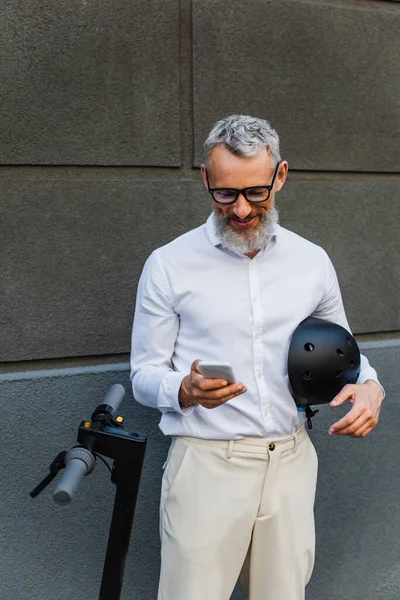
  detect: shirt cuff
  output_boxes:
[157,371,197,415]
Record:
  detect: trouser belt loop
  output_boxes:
[293,434,298,454]
[226,440,234,459]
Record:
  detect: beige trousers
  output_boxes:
[158,425,318,600]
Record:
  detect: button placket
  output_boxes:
[249,260,270,422]
[249,262,263,376]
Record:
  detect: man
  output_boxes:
[130,115,384,600]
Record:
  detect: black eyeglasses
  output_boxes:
[205,161,281,205]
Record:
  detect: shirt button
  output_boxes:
[257,372,262,378]
[263,408,269,416]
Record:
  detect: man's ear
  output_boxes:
[275,161,288,192]
[200,164,208,190]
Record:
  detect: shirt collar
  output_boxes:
[205,212,279,251]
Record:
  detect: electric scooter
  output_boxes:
[30,384,147,600]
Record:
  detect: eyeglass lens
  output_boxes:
[212,188,270,204]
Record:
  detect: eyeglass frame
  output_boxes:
[205,160,281,205]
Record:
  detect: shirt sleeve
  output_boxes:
[312,251,385,397]
[130,250,195,415]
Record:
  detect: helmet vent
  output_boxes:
[350,360,354,367]
[336,370,344,378]
[302,371,312,380]
[336,348,344,356]
[346,337,351,346]
[304,343,314,352]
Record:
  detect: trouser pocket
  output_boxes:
[159,437,191,534]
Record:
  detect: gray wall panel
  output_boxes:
[279,175,400,333]
[193,0,400,171]
[0,343,398,600]
[0,1,180,165]
[0,179,210,362]
[1,176,398,362]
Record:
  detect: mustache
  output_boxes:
[228,212,262,223]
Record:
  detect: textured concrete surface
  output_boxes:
[0,179,210,361]
[0,0,180,165]
[0,0,399,598]
[1,176,398,362]
[193,0,400,171]
[280,175,400,333]
[0,342,399,600]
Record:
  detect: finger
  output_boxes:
[358,425,375,438]
[196,383,247,402]
[348,421,374,438]
[330,384,356,407]
[196,376,231,391]
[195,375,245,393]
[201,390,244,409]
[198,384,247,407]
[349,415,379,438]
[329,407,366,435]
[191,359,203,375]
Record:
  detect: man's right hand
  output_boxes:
[179,359,247,410]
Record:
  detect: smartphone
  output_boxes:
[198,361,236,384]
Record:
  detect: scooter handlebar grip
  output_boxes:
[53,448,96,506]
[103,383,125,413]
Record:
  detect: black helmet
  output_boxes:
[288,317,361,412]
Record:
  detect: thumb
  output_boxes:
[330,384,355,407]
[191,359,202,375]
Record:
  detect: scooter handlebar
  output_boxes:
[102,383,125,414]
[53,447,96,506]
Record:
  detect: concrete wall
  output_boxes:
[0,0,399,599]
[1,342,400,600]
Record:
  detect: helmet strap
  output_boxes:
[305,406,319,429]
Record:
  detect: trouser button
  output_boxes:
[268,442,275,451]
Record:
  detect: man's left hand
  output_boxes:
[329,380,384,438]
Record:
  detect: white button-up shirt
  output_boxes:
[130,214,382,439]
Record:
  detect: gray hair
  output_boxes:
[204,114,281,167]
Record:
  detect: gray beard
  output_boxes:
[213,205,279,255]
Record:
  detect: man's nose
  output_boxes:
[232,193,252,219]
